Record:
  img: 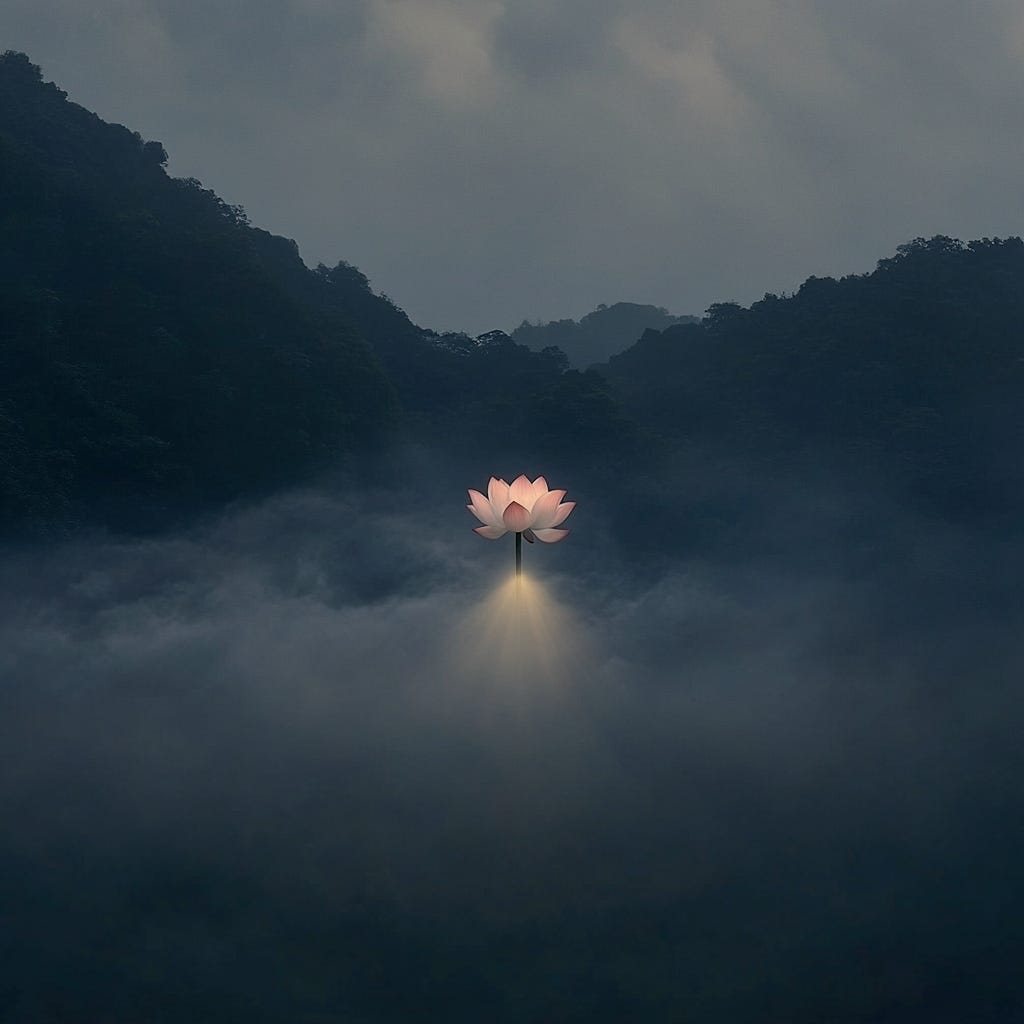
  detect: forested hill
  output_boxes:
[602,235,1024,521]
[511,302,698,368]
[0,50,402,533]
[3,49,1023,547]
[0,51,632,537]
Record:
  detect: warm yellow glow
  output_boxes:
[452,574,588,701]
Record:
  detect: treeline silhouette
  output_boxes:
[511,302,698,368]
[2,50,1023,549]
[604,236,1024,520]
[0,52,633,535]
[0,51,396,532]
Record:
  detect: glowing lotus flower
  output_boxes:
[467,475,575,543]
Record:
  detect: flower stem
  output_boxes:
[515,531,522,578]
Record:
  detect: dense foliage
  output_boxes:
[0,51,396,533]
[603,236,1024,522]
[2,50,1023,549]
[0,52,636,535]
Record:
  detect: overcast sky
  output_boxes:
[3,0,1024,333]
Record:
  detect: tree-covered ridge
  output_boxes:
[511,302,698,368]
[603,235,1024,519]
[0,51,399,533]
[0,52,640,535]
[3,49,1023,546]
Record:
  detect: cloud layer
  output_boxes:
[3,0,1024,332]
[1,486,1022,1020]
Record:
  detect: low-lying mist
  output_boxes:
[1,480,1022,1023]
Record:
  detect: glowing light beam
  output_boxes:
[453,574,588,695]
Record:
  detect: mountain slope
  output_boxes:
[4,49,1024,552]
[603,235,1024,519]
[0,51,397,533]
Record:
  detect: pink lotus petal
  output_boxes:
[532,527,570,543]
[509,474,535,510]
[529,488,566,529]
[467,489,500,526]
[473,524,507,540]
[487,477,510,514]
[502,500,533,533]
[551,500,576,527]
[532,476,549,500]
[523,529,535,543]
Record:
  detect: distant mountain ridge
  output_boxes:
[510,302,698,367]
[3,49,1024,549]
[0,51,628,535]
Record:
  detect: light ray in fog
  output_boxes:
[453,574,591,699]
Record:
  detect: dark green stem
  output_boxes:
[515,531,522,578]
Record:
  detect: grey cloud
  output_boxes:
[5,1,1024,333]
[491,0,624,79]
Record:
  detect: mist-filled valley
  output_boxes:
[2,49,1024,1022]
[4,467,1023,1022]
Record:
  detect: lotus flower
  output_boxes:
[467,475,575,543]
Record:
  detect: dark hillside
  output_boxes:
[3,49,1023,557]
[0,51,396,534]
[0,52,642,537]
[249,244,643,483]
[604,236,1024,525]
